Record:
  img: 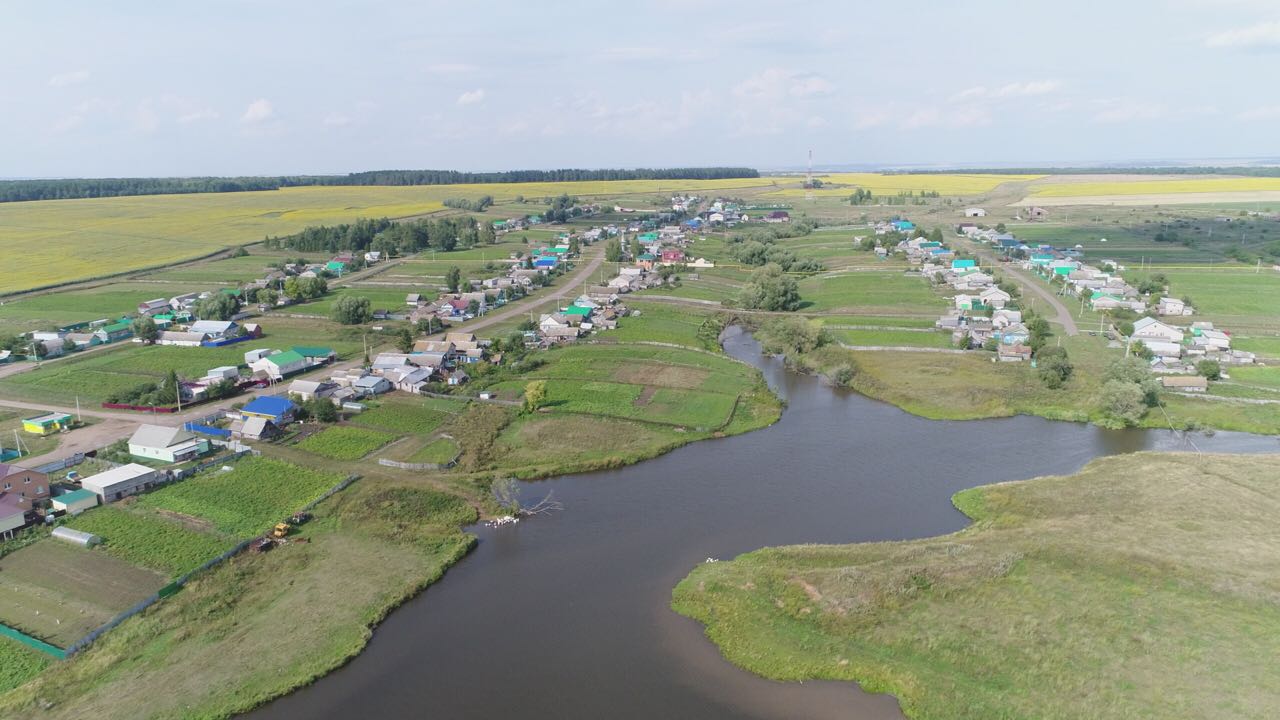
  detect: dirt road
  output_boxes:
[955,237,1079,336]
[429,247,609,337]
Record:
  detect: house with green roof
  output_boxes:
[93,321,133,344]
[249,350,307,380]
[291,346,336,363]
[325,261,346,274]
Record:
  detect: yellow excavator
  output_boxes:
[270,522,291,539]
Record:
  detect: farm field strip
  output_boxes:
[295,426,397,461]
[0,178,779,294]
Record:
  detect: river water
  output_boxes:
[248,327,1277,719]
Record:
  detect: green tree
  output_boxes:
[523,380,548,413]
[331,295,373,325]
[604,239,622,262]
[396,327,415,353]
[1197,359,1222,381]
[195,293,239,321]
[568,236,581,255]
[466,299,481,316]
[1101,379,1147,427]
[308,397,338,423]
[131,316,159,344]
[1035,346,1074,389]
[738,263,802,311]
[1105,357,1162,407]
[446,266,463,293]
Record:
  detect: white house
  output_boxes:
[979,287,1012,309]
[353,375,393,396]
[80,464,160,503]
[0,496,25,540]
[287,379,337,401]
[128,424,209,463]
[1131,317,1185,344]
[50,488,98,516]
[250,350,308,380]
[205,366,240,381]
[1139,340,1183,358]
[188,320,238,339]
[964,208,987,217]
[1156,297,1194,316]
[156,331,208,347]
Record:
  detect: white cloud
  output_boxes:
[595,46,705,63]
[952,80,1060,101]
[902,106,991,129]
[1092,98,1165,124]
[1238,105,1280,121]
[427,63,477,75]
[852,109,891,130]
[49,70,90,87]
[177,109,218,124]
[323,112,352,127]
[456,88,486,106]
[240,99,274,124]
[134,100,160,133]
[734,68,834,101]
[1205,21,1280,49]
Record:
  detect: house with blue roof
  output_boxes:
[533,257,557,269]
[892,220,915,232]
[239,396,296,425]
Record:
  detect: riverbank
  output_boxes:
[0,335,782,718]
[744,314,1280,436]
[673,451,1280,720]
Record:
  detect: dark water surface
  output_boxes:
[247,328,1277,719]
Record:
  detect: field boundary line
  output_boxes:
[0,621,67,660]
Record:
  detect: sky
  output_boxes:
[4,0,1280,177]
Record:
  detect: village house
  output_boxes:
[0,463,49,511]
[50,488,98,517]
[979,287,1012,309]
[80,463,159,503]
[239,396,296,425]
[1156,297,1194,316]
[22,412,73,436]
[353,375,393,397]
[188,320,239,339]
[1131,317,1184,344]
[156,331,208,347]
[0,495,27,540]
[250,350,308,380]
[964,207,987,217]
[231,416,280,441]
[128,424,209,464]
[287,379,338,402]
[137,298,170,316]
[1160,375,1208,392]
[997,344,1034,362]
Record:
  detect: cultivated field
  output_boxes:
[0,539,167,647]
[0,178,776,294]
[674,452,1280,720]
[134,456,343,537]
[295,426,395,461]
[767,173,1043,198]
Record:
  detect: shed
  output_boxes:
[22,412,73,436]
[51,526,101,547]
[51,488,99,516]
[80,463,159,502]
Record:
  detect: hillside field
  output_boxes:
[674,452,1280,720]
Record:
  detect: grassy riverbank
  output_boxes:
[673,452,1280,720]
[0,313,782,718]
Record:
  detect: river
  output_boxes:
[247,327,1278,719]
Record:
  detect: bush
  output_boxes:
[1035,346,1073,389]
[1197,360,1221,381]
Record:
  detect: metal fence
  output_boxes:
[0,621,67,660]
[31,452,86,475]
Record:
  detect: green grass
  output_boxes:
[607,302,720,349]
[798,271,945,313]
[350,395,463,435]
[829,328,953,348]
[65,507,233,577]
[295,425,396,460]
[674,452,1280,720]
[0,483,477,720]
[279,286,427,316]
[0,317,360,405]
[0,637,50,694]
[408,437,459,464]
[134,456,344,537]
[1233,336,1280,358]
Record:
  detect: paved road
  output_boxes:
[955,237,1079,336]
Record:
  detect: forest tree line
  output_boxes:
[0,167,759,203]
[262,215,497,255]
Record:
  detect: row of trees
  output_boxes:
[264,216,494,255]
[0,168,760,203]
[443,196,494,212]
